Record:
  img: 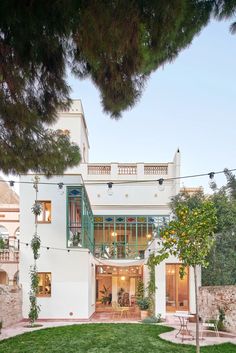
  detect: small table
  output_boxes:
[174,313,194,342]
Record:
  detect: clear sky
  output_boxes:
[1,19,235,194]
[67,19,236,192]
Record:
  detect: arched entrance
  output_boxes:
[0,270,9,285]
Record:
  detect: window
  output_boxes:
[37,272,51,297]
[38,201,51,223]
[0,225,9,249]
[94,215,170,259]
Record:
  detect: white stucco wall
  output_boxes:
[19,175,95,319]
[18,100,198,320]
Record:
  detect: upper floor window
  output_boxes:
[38,201,51,223]
[94,215,169,259]
[37,272,51,297]
[0,225,9,249]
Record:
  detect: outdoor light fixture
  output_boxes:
[9,180,15,187]
[57,182,64,195]
[107,182,113,196]
[208,172,216,188]
[146,233,152,239]
[111,231,117,237]
[158,178,165,191]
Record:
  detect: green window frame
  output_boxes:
[67,186,94,252]
[94,215,169,259]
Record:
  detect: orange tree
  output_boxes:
[152,196,217,353]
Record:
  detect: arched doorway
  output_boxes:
[0,270,8,284]
[13,270,19,285]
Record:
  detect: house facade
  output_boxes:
[19,100,199,320]
[0,179,20,285]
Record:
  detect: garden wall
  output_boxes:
[0,285,22,328]
[199,286,236,333]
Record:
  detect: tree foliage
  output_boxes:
[156,194,217,269]
[202,170,236,285]
[151,191,217,353]
[0,1,236,174]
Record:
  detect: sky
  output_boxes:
[67,18,236,192]
[1,18,236,194]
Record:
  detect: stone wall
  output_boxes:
[0,285,22,328]
[199,286,236,333]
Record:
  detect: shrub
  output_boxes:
[142,314,161,324]
[137,297,150,310]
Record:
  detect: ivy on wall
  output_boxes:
[28,176,41,326]
[147,253,156,316]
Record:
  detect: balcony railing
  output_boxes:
[88,165,111,175]
[0,250,19,263]
[86,163,169,177]
[94,242,145,260]
[144,165,168,175]
[118,165,137,175]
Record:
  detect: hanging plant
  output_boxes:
[31,234,41,260]
[28,265,41,326]
[28,176,41,327]
[31,201,42,216]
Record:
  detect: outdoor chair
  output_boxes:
[112,301,129,319]
[200,316,219,338]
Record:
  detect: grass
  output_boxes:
[0,324,235,353]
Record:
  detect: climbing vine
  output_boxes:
[147,253,156,315]
[28,176,41,326]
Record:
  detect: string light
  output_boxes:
[158,178,164,191]
[0,167,235,188]
[107,182,113,196]
[20,241,90,253]
[9,180,15,187]
[208,171,217,189]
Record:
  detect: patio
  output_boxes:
[0,316,235,347]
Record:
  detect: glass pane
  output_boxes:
[177,266,189,310]
[166,265,176,309]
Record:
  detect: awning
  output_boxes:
[93,258,146,267]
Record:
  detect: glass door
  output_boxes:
[166,264,189,312]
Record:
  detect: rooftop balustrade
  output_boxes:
[85,163,170,179]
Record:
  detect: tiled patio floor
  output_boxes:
[0,314,235,347]
[160,315,236,346]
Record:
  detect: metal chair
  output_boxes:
[201,316,219,338]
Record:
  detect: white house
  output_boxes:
[0,179,20,286]
[19,100,199,320]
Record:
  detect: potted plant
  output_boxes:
[137,297,150,320]
[99,285,111,305]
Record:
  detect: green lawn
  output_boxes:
[0,324,235,353]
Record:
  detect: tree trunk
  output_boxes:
[194,265,200,353]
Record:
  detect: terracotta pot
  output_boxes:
[140,310,149,320]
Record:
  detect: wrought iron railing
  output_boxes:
[94,242,146,260]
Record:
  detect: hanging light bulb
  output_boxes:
[208,172,217,189]
[158,178,165,191]
[107,182,113,196]
[57,182,64,195]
